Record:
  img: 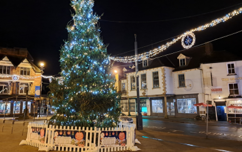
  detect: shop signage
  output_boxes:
[211,88,222,92]
[222,77,242,81]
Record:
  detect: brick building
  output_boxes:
[0,48,47,117]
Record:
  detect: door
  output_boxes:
[216,106,227,121]
[167,100,175,116]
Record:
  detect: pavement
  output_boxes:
[0,120,242,152]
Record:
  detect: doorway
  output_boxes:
[167,99,175,117]
[216,106,227,121]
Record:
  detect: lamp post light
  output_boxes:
[38,62,45,118]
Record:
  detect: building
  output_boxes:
[114,43,242,121]
[0,48,48,117]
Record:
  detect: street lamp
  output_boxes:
[114,70,118,74]
[38,62,45,118]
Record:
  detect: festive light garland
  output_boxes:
[109,7,242,63]
[0,74,54,80]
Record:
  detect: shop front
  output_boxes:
[226,99,242,122]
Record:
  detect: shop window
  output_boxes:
[227,63,235,74]
[177,98,197,114]
[121,83,125,91]
[140,99,147,113]
[178,74,185,87]
[120,100,128,112]
[14,101,21,114]
[19,83,28,94]
[131,76,135,90]
[0,66,10,74]
[227,100,242,114]
[152,100,163,113]
[141,74,147,89]
[22,101,31,113]
[20,67,30,76]
[0,83,9,94]
[153,71,159,88]
[179,59,186,66]
[229,83,239,96]
[0,102,10,114]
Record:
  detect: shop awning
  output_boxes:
[227,105,242,109]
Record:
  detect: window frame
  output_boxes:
[143,60,148,67]
[227,63,236,75]
[19,83,29,94]
[179,58,186,66]
[0,83,9,94]
[0,66,10,75]
[228,83,239,96]
[141,73,147,89]
[130,76,136,91]
[178,74,186,87]
[20,67,30,76]
[152,71,159,88]
[121,82,126,91]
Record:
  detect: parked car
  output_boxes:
[119,113,133,123]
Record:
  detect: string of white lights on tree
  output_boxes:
[109,7,242,63]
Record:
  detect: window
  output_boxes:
[120,100,128,112]
[227,63,235,74]
[179,59,186,66]
[0,83,9,94]
[22,101,31,113]
[19,83,28,94]
[141,74,147,89]
[129,99,136,112]
[0,101,10,114]
[0,66,10,74]
[121,83,126,91]
[177,98,197,114]
[152,100,163,113]
[229,83,239,96]
[20,67,30,75]
[178,74,185,87]
[153,71,159,88]
[14,101,21,114]
[143,60,148,67]
[131,76,135,90]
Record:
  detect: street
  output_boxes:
[0,118,242,152]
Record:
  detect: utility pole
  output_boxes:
[135,34,143,130]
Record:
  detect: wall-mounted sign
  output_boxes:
[35,86,40,97]
[12,75,19,81]
[222,77,242,81]
[211,88,222,92]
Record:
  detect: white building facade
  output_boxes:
[117,43,242,121]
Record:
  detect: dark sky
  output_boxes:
[0,0,242,75]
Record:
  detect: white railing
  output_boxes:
[20,121,139,152]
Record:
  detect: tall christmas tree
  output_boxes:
[49,0,121,127]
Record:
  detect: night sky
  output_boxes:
[0,0,242,75]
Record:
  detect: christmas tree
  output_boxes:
[48,0,121,127]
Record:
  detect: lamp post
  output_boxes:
[134,34,143,130]
[39,62,45,118]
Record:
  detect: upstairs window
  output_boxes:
[229,83,239,96]
[121,83,126,91]
[143,60,148,67]
[131,76,136,90]
[179,59,186,66]
[20,67,30,76]
[227,63,235,74]
[141,74,147,89]
[0,83,9,94]
[153,71,159,88]
[19,83,28,94]
[178,74,185,87]
[0,66,10,75]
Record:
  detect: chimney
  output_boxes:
[205,43,213,55]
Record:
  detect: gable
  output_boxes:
[177,53,186,59]
[18,58,32,68]
[0,56,14,66]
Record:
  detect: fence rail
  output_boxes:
[20,121,139,152]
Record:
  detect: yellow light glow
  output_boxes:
[114,70,118,73]
[39,62,45,68]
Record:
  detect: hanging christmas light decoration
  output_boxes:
[109,7,242,63]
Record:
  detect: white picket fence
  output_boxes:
[20,121,139,152]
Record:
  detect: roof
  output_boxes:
[119,43,242,73]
